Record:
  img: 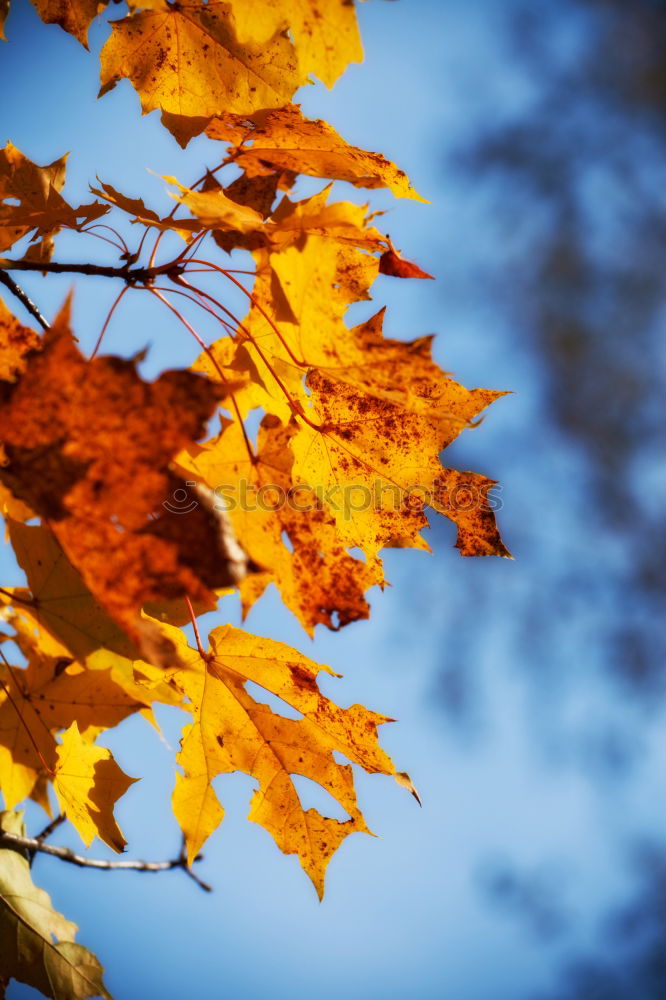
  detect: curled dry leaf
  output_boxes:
[379,247,435,280]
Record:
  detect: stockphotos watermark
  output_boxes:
[164,480,504,521]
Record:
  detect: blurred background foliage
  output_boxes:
[436,0,666,994]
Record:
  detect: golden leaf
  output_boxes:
[208,104,426,201]
[99,3,307,137]
[29,0,106,47]
[163,175,264,233]
[53,721,136,851]
[225,0,363,88]
[180,415,384,635]
[0,627,147,809]
[0,0,9,41]
[290,310,510,557]
[169,623,408,898]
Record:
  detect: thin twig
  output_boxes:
[186,596,208,661]
[35,813,66,844]
[28,814,67,862]
[0,831,212,892]
[0,271,49,329]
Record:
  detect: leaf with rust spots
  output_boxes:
[379,247,434,280]
[288,309,510,558]
[29,0,108,47]
[0,624,149,809]
[208,104,426,201]
[0,142,108,260]
[179,415,384,636]
[168,622,409,898]
[432,469,512,559]
[0,299,249,665]
[99,3,308,141]
[53,722,136,851]
[225,0,363,88]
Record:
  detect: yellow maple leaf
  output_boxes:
[225,0,363,88]
[168,623,412,898]
[268,185,385,252]
[53,721,136,851]
[0,627,147,809]
[221,229,378,418]
[290,310,510,557]
[99,2,308,136]
[163,175,265,233]
[207,104,426,201]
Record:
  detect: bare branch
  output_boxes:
[32,814,66,854]
[0,831,212,892]
[0,271,49,330]
[0,257,186,285]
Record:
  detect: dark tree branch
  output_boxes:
[0,831,212,892]
[0,271,49,329]
[0,257,186,285]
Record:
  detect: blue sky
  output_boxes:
[2,2,664,998]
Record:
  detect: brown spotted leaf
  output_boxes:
[288,309,511,558]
